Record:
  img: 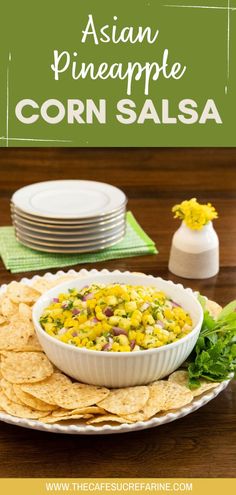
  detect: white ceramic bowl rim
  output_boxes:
[32,272,204,357]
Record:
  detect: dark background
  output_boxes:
[0,147,235,477]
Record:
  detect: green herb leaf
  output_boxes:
[188,296,236,388]
[217,300,236,321]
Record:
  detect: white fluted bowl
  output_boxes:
[32,272,203,388]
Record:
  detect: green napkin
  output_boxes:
[0,212,157,274]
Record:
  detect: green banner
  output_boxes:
[1,0,236,147]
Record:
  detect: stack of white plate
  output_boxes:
[11,180,127,253]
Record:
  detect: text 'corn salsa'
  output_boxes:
[40,284,193,352]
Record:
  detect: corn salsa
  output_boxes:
[40,284,193,352]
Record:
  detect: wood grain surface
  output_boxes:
[0,147,235,478]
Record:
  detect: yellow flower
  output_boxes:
[172,198,218,230]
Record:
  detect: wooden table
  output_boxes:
[0,148,235,478]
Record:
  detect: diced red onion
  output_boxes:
[112,327,128,336]
[82,293,94,301]
[72,331,78,337]
[72,308,80,316]
[102,342,112,351]
[61,301,70,309]
[91,317,99,323]
[53,297,59,303]
[130,339,136,350]
[104,307,114,317]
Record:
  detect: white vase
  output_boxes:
[168,221,219,279]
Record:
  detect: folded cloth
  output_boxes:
[0,212,158,274]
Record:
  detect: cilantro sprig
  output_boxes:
[188,297,236,389]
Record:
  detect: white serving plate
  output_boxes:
[0,379,229,435]
[14,222,126,243]
[16,230,126,253]
[0,269,231,435]
[12,214,126,236]
[11,204,127,226]
[12,181,127,219]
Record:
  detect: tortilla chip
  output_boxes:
[123,382,168,422]
[151,380,193,411]
[1,378,25,404]
[53,382,110,410]
[87,414,133,425]
[192,381,219,397]
[40,413,91,424]
[168,370,190,387]
[51,405,106,417]
[0,388,49,419]
[20,372,72,405]
[32,275,78,294]
[0,318,32,351]
[32,279,52,294]
[12,313,34,335]
[69,406,106,415]
[205,299,222,319]
[0,351,10,358]
[18,303,32,321]
[13,384,57,411]
[6,281,40,305]
[0,315,7,325]
[0,295,18,318]
[168,370,219,397]
[48,275,79,287]
[18,333,43,352]
[98,386,149,416]
[1,351,53,383]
